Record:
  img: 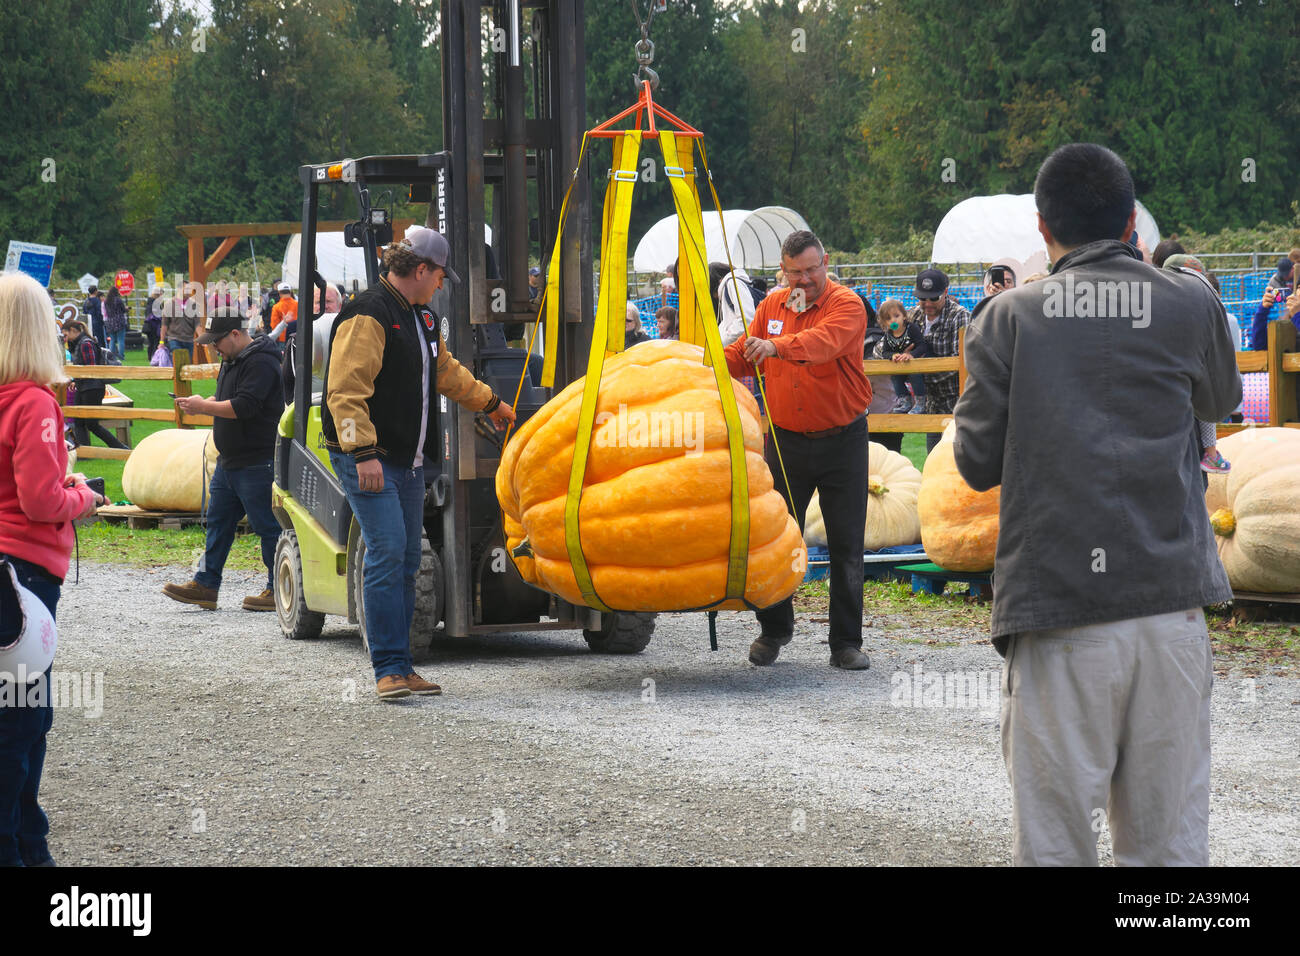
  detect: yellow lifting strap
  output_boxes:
[563,130,643,611]
[696,139,795,506]
[540,132,591,389]
[659,130,750,603]
[539,127,753,612]
[673,143,704,351]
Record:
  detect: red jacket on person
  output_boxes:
[0,380,96,581]
[723,282,872,432]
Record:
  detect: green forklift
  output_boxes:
[269,0,656,654]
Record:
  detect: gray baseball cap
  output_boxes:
[399,226,460,283]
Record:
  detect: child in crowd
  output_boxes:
[655,305,678,340]
[871,298,928,412]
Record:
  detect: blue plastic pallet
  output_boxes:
[895,561,992,599]
[803,543,927,583]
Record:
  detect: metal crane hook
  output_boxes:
[629,0,662,91]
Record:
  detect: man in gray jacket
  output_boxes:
[953,143,1241,866]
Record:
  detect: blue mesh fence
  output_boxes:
[854,273,1277,351]
[629,271,1281,403]
[628,292,762,400]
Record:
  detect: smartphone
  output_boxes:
[988,266,1008,285]
[85,477,106,499]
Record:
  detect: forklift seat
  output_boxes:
[475,323,543,386]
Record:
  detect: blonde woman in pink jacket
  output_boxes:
[0,271,104,867]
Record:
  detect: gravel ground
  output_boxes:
[32,562,1300,866]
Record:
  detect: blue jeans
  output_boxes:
[195,460,280,593]
[107,329,126,360]
[168,338,190,357]
[330,453,425,681]
[890,373,926,400]
[0,554,59,867]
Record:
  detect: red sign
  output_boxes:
[114,270,135,295]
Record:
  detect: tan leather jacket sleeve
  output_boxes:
[325,313,385,457]
[435,334,495,411]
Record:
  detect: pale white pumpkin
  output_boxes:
[1205,427,1300,592]
[122,429,220,513]
[803,441,923,550]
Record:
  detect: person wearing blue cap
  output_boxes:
[901,268,969,451]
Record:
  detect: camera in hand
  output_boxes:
[85,477,106,500]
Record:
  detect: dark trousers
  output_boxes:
[874,432,903,453]
[757,415,869,650]
[194,460,280,593]
[144,326,160,359]
[0,554,60,867]
[69,389,128,449]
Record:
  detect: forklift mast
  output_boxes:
[289,1,600,640]
[438,0,594,636]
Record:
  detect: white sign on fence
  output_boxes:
[4,240,58,286]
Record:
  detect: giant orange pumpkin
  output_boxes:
[917,422,1001,571]
[496,339,806,611]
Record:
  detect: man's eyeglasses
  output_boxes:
[783,263,826,282]
[917,294,942,302]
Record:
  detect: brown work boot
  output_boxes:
[162,580,218,611]
[404,672,442,696]
[242,589,275,611]
[376,675,410,700]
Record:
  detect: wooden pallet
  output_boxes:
[896,561,993,600]
[1232,590,1300,605]
[95,504,204,530]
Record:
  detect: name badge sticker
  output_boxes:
[767,319,784,335]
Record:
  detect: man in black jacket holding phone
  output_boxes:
[163,307,285,612]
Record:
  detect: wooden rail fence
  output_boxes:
[60,323,1300,462]
[57,350,220,461]
[862,324,1299,436]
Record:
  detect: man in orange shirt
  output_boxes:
[267,282,298,349]
[724,230,872,670]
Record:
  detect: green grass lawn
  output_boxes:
[77,519,264,570]
[71,347,218,503]
[899,433,927,471]
[71,347,262,568]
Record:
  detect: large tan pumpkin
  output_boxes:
[1205,427,1300,592]
[803,441,922,550]
[496,339,806,612]
[917,422,1000,571]
[122,428,220,512]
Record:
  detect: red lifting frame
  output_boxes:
[589,80,704,139]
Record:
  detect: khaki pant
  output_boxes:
[1001,608,1212,866]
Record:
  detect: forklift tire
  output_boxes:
[582,612,656,654]
[354,531,442,656]
[274,531,326,641]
